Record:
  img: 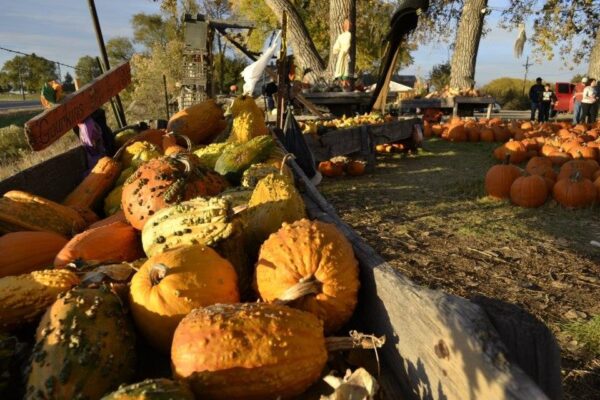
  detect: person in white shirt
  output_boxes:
[332,19,352,91]
[581,78,597,123]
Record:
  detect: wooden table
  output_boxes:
[301,92,396,117]
[398,96,496,118]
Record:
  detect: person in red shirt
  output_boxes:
[572,77,587,124]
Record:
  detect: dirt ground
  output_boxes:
[320,138,600,400]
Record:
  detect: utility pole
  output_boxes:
[522,56,533,95]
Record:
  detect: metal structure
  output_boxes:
[180,14,210,109]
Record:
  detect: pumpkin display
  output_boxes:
[0,231,68,278]
[54,221,144,268]
[167,99,228,144]
[26,288,136,400]
[227,95,269,143]
[101,379,195,400]
[510,175,548,208]
[0,190,87,236]
[121,154,229,230]
[62,156,122,210]
[553,172,596,208]
[319,161,344,177]
[171,303,327,399]
[346,160,367,176]
[255,219,359,334]
[129,245,239,353]
[484,157,522,199]
[215,135,276,183]
[0,269,79,330]
[244,173,307,250]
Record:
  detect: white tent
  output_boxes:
[366,81,413,92]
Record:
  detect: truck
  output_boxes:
[554,82,576,113]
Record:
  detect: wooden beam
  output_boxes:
[24,62,131,151]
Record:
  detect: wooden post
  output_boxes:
[276,12,288,130]
[452,100,459,118]
[486,102,493,119]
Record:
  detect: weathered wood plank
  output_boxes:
[286,156,552,400]
[25,62,131,151]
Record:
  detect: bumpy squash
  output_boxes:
[215,135,275,183]
[26,288,136,399]
[241,163,281,188]
[130,245,239,353]
[218,188,253,208]
[116,167,136,185]
[101,379,195,400]
[104,185,124,216]
[62,156,122,210]
[167,99,227,144]
[193,142,235,169]
[227,95,269,144]
[172,303,327,399]
[0,269,79,330]
[0,231,68,278]
[0,191,87,236]
[121,154,229,230]
[255,219,359,334]
[141,197,238,258]
[244,173,306,249]
[54,222,144,267]
[121,141,162,168]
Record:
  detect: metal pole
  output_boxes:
[19,66,25,101]
[163,74,170,120]
[87,0,127,127]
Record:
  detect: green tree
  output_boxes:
[131,14,170,50]
[106,37,135,66]
[62,72,75,92]
[429,62,451,91]
[75,56,102,85]
[480,77,532,110]
[0,71,10,91]
[571,73,585,84]
[1,54,58,92]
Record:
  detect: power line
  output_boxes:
[0,45,91,72]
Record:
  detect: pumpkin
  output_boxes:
[423,121,433,137]
[557,159,596,181]
[484,157,522,199]
[89,210,127,229]
[0,191,87,236]
[479,127,495,142]
[446,123,467,142]
[162,133,192,156]
[521,121,534,131]
[171,303,327,400]
[431,124,444,136]
[167,99,228,144]
[227,95,269,144]
[526,156,553,174]
[553,172,596,208]
[319,161,344,177]
[346,160,366,176]
[0,231,68,278]
[54,222,144,267]
[510,175,548,208]
[255,219,359,334]
[62,156,122,210]
[244,173,306,251]
[465,122,480,142]
[121,154,229,230]
[594,176,600,199]
[0,269,79,330]
[540,144,559,157]
[215,135,276,183]
[570,147,599,161]
[594,169,600,181]
[547,151,572,166]
[26,288,136,399]
[129,245,239,353]
[128,129,167,148]
[101,379,195,400]
[503,140,527,164]
[492,125,511,142]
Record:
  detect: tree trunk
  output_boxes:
[326,0,352,76]
[449,0,487,89]
[265,0,325,80]
[587,28,600,80]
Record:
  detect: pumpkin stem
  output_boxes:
[149,263,168,286]
[571,170,582,182]
[280,153,295,175]
[275,275,321,303]
[167,132,193,151]
[325,331,386,352]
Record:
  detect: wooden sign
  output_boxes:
[25,62,131,151]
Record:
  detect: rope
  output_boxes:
[0,45,91,72]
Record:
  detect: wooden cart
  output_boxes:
[398,96,496,119]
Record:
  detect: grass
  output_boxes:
[0,111,39,128]
[565,315,600,356]
[0,92,36,101]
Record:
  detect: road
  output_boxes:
[0,100,42,111]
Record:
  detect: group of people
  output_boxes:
[529,76,598,123]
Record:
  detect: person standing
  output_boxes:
[332,19,352,91]
[572,77,587,124]
[529,77,545,122]
[540,84,557,122]
[581,78,597,124]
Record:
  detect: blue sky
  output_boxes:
[0,0,588,86]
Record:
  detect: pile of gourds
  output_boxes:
[300,112,394,135]
[0,96,375,399]
[318,156,366,177]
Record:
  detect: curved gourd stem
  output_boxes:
[275,275,321,304]
[325,331,386,352]
[166,132,193,151]
[149,263,168,286]
[280,153,296,175]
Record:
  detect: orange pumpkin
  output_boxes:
[54,222,144,267]
[465,122,480,142]
[570,146,598,161]
[492,125,511,142]
[553,172,596,208]
[346,160,366,176]
[526,156,553,174]
[503,140,527,164]
[480,127,495,142]
[594,176,600,199]
[557,159,597,181]
[318,161,344,177]
[423,121,433,137]
[446,123,467,142]
[547,151,572,166]
[484,158,522,199]
[0,232,68,278]
[510,175,548,208]
[130,245,239,353]
[254,219,359,334]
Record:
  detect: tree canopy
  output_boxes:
[106,37,135,67]
[0,54,58,92]
[75,56,102,85]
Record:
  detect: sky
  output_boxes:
[0,0,588,86]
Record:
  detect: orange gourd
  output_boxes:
[62,157,122,210]
[0,232,68,278]
[510,175,548,208]
[553,172,596,208]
